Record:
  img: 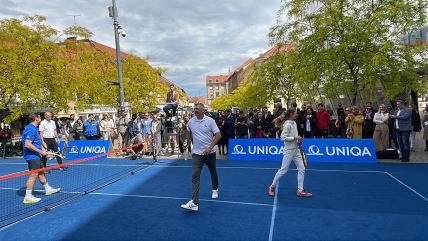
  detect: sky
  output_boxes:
[0,0,281,96]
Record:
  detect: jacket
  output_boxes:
[423,111,428,140]
[151,120,161,135]
[345,114,364,139]
[140,118,152,135]
[411,110,422,132]
[280,120,299,150]
[315,110,331,130]
[130,119,141,137]
[394,107,412,131]
[83,120,98,137]
[303,112,317,133]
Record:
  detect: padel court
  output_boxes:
[0,157,427,241]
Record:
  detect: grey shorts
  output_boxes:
[26,158,43,171]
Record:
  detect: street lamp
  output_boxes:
[108,0,126,112]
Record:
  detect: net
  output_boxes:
[0,141,148,228]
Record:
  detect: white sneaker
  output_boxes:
[212,189,219,199]
[45,187,61,196]
[180,200,198,211]
[23,195,41,204]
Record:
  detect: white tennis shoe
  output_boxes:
[23,195,41,204]
[45,187,61,196]
[212,189,219,199]
[181,200,198,211]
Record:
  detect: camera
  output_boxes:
[117,25,126,37]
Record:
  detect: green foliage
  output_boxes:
[63,25,93,39]
[268,0,428,105]
[210,94,235,110]
[0,15,172,122]
[0,16,60,121]
[122,56,168,112]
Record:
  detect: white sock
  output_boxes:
[44,183,51,190]
[25,189,32,197]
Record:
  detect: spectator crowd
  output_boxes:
[211,100,428,162]
[2,98,427,162]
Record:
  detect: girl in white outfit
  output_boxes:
[268,109,312,198]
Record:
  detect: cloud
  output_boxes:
[0,0,281,96]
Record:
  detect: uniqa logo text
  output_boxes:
[248,146,285,155]
[80,146,106,154]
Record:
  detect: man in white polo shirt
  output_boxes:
[181,103,221,212]
[39,112,65,170]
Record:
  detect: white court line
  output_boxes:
[0,162,387,174]
[268,183,278,241]
[0,211,45,232]
[88,192,273,207]
[149,165,387,174]
[0,187,272,207]
[385,172,428,202]
[0,162,145,167]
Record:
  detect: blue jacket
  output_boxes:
[141,118,152,135]
[129,119,141,137]
[84,120,99,137]
[394,107,412,131]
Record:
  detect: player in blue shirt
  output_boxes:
[22,114,60,204]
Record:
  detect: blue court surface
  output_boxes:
[0,157,427,241]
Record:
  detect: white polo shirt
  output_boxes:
[188,115,220,155]
[39,119,57,138]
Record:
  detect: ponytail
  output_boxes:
[274,113,286,128]
[274,108,296,128]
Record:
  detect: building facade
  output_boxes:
[206,75,228,107]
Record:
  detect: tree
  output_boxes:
[0,15,61,121]
[269,0,428,105]
[210,94,235,110]
[121,56,168,112]
[212,46,319,110]
[0,15,175,122]
[63,25,93,39]
[58,37,168,113]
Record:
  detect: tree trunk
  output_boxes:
[352,79,358,106]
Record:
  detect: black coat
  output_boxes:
[302,112,317,133]
[412,110,422,132]
[255,117,267,130]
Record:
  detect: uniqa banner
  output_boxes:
[58,141,66,154]
[66,140,110,160]
[228,138,377,163]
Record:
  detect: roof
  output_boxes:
[62,38,130,59]
[255,44,293,62]
[227,58,254,78]
[188,96,206,104]
[63,38,185,93]
[206,75,229,84]
[87,39,130,59]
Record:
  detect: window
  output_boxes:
[216,80,219,83]
[216,86,219,90]
[216,92,220,97]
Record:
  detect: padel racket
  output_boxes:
[299,144,308,167]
